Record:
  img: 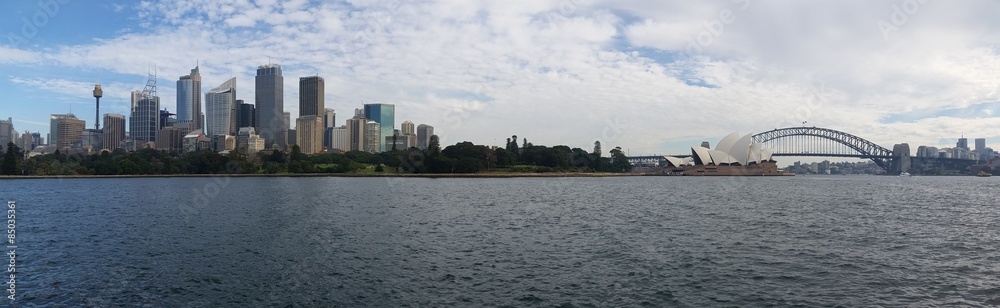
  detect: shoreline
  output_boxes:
[0,172,640,180]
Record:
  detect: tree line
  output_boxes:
[0,136,633,176]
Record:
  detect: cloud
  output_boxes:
[4,0,1000,153]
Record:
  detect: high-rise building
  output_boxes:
[975,138,986,151]
[417,124,434,150]
[51,114,85,150]
[102,114,126,151]
[130,96,160,143]
[346,117,366,152]
[131,74,160,144]
[364,120,381,153]
[156,126,185,154]
[284,112,290,131]
[386,130,411,151]
[957,137,969,150]
[299,76,324,117]
[18,131,32,152]
[205,77,237,137]
[323,108,336,149]
[237,101,256,129]
[158,109,175,130]
[295,115,323,154]
[30,132,42,149]
[0,117,14,147]
[401,120,414,135]
[177,65,203,129]
[329,126,349,151]
[255,64,285,149]
[323,109,336,128]
[81,129,103,151]
[363,103,394,152]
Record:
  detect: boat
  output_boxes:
[899,172,911,177]
[978,171,992,177]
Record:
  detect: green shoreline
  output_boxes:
[0,172,639,179]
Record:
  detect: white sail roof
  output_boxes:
[715,132,741,153]
[691,146,714,165]
[708,149,738,165]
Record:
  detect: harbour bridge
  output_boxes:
[627,126,976,173]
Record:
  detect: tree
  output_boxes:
[592,141,604,171]
[428,135,441,156]
[289,144,309,162]
[495,148,515,167]
[609,146,632,173]
[1,142,22,175]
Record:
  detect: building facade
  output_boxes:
[236,100,256,129]
[236,127,265,154]
[295,115,323,155]
[299,76,325,117]
[255,64,285,149]
[329,126,349,152]
[205,77,237,137]
[323,108,336,149]
[0,117,14,147]
[364,120,381,153]
[102,114,125,151]
[130,94,160,143]
[176,65,203,129]
[346,117,366,152]
[363,103,394,152]
[51,114,85,150]
[156,126,185,154]
[417,124,434,150]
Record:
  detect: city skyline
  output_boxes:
[3,1,1000,155]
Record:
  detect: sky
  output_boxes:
[2,0,1000,157]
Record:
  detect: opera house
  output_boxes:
[660,132,791,176]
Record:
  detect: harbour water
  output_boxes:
[4,175,1000,306]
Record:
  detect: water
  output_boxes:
[3,175,1000,306]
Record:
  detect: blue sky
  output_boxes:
[2,0,1000,156]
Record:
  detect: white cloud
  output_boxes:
[5,0,1000,154]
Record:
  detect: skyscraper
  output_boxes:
[205,77,237,137]
[417,124,434,150]
[299,76,324,117]
[295,115,323,154]
[957,137,969,150]
[346,117,366,152]
[51,114,85,150]
[130,73,161,145]
[323,109,336,128]
[329,126,349,151]
[103,114,126,151]
[323,108,336,149]
[176,65,203,129]
[0,117,14,147]
[237,101,256,129]
[255,64,285,149]
[364,120,381,153]
[363,103,395,152]
[401,120,414,135]
[975,138,986,151]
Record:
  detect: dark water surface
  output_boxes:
[3,175,1000,306]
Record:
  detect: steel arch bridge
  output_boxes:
[752,127,894,171]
